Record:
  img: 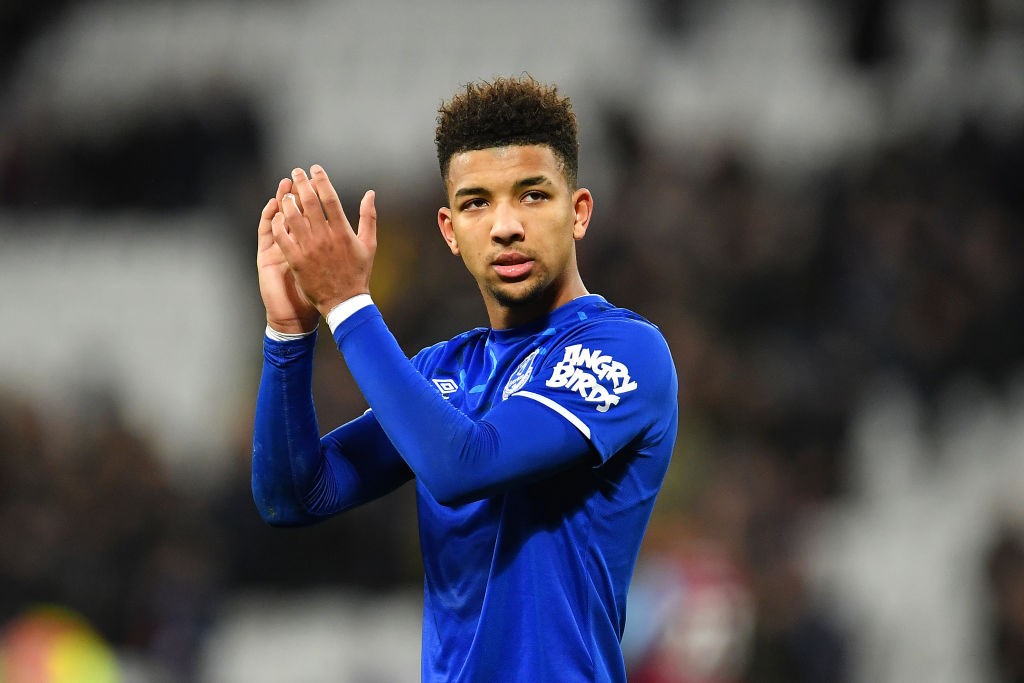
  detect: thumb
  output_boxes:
[357,190,377,249]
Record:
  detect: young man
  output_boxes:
[253,76,678,682]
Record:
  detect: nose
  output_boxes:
[490,201,525,244]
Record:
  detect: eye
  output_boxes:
[521,190,547,203]
[460,198,488,211]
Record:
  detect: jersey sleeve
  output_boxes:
[506,317,677,464]
[332,305,675,505]
[332,307,596,505]
[252,332,412,526]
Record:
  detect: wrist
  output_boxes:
[265,325,316,342]
[326,294,374,334]
[266,314,319,336]
[316,289,370,319]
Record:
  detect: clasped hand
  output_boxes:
[257,164,377,334]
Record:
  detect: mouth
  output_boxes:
[492,252,535,280]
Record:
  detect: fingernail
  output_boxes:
[284,193,295,202]
[291,168,304,180]
[311,164,324,175]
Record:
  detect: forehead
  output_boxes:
[445,145,566,193]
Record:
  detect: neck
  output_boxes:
[485,274,588,330]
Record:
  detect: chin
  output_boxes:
[489,279,549,309]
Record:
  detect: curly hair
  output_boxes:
[435,75,579,187]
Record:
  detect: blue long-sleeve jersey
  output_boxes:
[252,294,678,682]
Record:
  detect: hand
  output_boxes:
[271,165,377,318]
[257,177,320,334]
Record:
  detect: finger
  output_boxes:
[280,192,311,242]
[275,177,291,205]
[290,167,326,228]
[258,197,278,250]
[357,190,377,248]
[277,177,303,214]
[270,210,299,263]
[310,164,351,232]
[259,197,278,229]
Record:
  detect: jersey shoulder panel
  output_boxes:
[513,305,678,461]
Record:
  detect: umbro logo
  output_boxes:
[432,378,459,399]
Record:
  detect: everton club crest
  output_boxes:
[502,348,542,401]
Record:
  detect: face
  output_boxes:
[438,144,593,329]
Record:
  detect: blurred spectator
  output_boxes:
[624,520,755,683]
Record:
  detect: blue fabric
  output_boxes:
[252,295,678,682]
[252,333,412,525]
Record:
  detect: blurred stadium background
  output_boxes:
[1,0,1023,681]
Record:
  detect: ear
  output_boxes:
[437,207,460,255]
[571,188,593,241]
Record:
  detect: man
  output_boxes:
[252,75,678,682]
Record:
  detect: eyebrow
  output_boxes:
[453,175,553,199]
[454,186,488,199]
[514,175,551,190]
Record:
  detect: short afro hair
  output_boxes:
[435,75,579,187]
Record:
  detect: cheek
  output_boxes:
[460,242,489,271]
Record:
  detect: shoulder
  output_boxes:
[516,300,677,455]
[572,296,666,332]
[556,300,673,365]
[538,301,677,403]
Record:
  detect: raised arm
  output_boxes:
[253,176,410,526]
[252,332,412,525]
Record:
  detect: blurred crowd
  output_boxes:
[2,1,1024,681]
[594,118,1024,683]
[3,116,1022,680]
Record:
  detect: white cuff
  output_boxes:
[326,294,374,334]
[265,325,316,342]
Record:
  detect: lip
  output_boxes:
[492,252,534,280]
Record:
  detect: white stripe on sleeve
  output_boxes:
[512,391,591,439]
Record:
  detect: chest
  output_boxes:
[424,337,552,418]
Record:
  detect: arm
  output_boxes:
[251,332,412,526]
[331,306,593,505]
[329,304,678,505]
[252,176,410,526]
